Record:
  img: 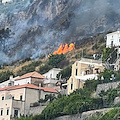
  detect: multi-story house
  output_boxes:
[14,71,45,87]
[0,83,58,120]
[106,30,120,48]
[67,58,104,94]
[43,68,62,88]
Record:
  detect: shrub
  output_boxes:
[56,65,72,80]
[38,64,52,74]
[48,54,65,68]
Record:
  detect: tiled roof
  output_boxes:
[0,84,58,93]
[0,84,40,91]
[39,87,58,93]
[15,71,45,81]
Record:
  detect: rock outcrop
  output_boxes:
[0,0,120,64]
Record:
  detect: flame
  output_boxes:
[53,43,75,55]
[63,44,68,54]
[68,43,75,51]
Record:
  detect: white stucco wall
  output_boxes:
[106,31,120,47]
[14,78,31,86]
[43,68,61,79]
[2,0,12,3]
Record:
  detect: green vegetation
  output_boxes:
[30,80,103,120]
[56,65,72,80]
[39,94,56,103]
[98,69,120,84]
[48,54,65,68]
[86,108,120,120]
[38,64,52,74]
[0,70,14,83]
[16,61,42,76]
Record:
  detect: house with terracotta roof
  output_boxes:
[0,84,58,120]
[14,71,45,87]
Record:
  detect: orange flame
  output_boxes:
[53,43,75,55]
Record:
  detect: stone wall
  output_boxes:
[29,105,46,116]
[96,81,120,95]
[54,108,112,120]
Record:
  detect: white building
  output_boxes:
[43,68,62,79]
[0,76,19,89]
[2,0,12,4]
[43,68,62,88]
[14,71,45,87]
[106,30,120,48]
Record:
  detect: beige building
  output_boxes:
[67,58,104,94]
[114,58,120,71]
[14,71,45,87]
[0,84,58,120]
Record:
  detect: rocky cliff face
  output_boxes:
[0,0,120,64]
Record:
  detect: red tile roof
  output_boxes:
[39,87,58,93]
[0,84,40,91]
[15,71,45,81]
[0,84,58,93]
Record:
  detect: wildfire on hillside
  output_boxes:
[53,43,75,55]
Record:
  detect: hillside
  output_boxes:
[0,32,106,83]
[0,0,120,64]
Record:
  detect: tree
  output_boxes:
[48,54,65,68]
[56,65,72,80]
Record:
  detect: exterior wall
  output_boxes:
[0,76,19,88]
[106,31,120,48]
[0,99,12,120]
[43,68,61,79]
[54,108,112,120]
[14,78,31,86]
[31,78,43,86]
[67,58,104,94]
[29,106,46,116]
[25,88,39,115]
[11,100,25,118]
[2,0,12,3]
[114,58,120,71]
[0,99,24,120]
[0,80,10,88]
[67,76,84,94]
[40,90,57,99]
[96,81,120,96]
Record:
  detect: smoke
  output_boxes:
[0,0,120,64]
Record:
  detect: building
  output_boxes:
[0,76,19,88]
[43,68,62,79]
[67,58,104,94]
[43,68,62,88]
[106,30,120,48]
[114,58,120,71]
[0,84,58,120]
[14,71,45,87]
[2,0,12,4]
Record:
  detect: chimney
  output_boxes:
[10,75,13,80]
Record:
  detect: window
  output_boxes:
[2,96,4,100]
[1,109,3,116]
[119,39,120,42]
[14,109,18,118]
[12,96,14,100]
[7,109,9,115]
[50,74,52,78]
[20,95,22,101]
[75,69,78,76]
[76,62,78,66]
[71,79,73,90]
[111,41,113,47]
